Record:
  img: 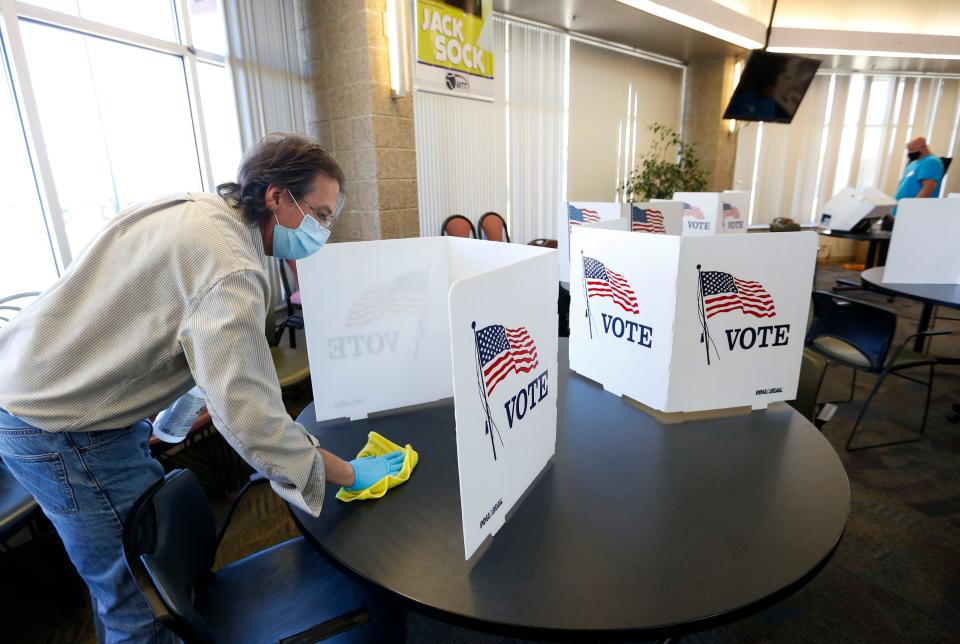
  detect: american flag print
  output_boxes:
[700,271,776,319]
[568,204,601,226]
[682,202,705,219]
[583,257,639,314]
[722,203,741,220]
[631,205,666,234]
[346,270,426,326]
[476,324,540,396]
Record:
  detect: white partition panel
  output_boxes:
[299,238,558,560]
[884,199,960,284]
[569,228,818,412]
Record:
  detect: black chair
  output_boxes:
[0,291,39,327]
[528,238,557,248]
[123,469,402,643]
[440,214,476,238]
[478,211,510,242]
[806,291,950,451]
[0,461,40,550]
[274,260,304,348]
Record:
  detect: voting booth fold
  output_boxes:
[569,228,818,412]
[559,202,623,282]
[818,187,895,231]
[298,238,558,560]
[883,198,960,284]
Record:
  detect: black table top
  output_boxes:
[861,267,960,309]
[818,228,891,241]
[290,340,849,639]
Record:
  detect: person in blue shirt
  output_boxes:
[895,137,945,203]
[883,137,946,231]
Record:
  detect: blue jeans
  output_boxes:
[0,408,173,643]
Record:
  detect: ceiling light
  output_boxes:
[768,45,960,61]
[615,0,765,50]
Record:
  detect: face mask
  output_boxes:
[907,151,921,162]
[271,194,331,260]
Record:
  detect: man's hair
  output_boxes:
[217,132,346,226]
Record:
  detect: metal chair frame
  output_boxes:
[477,211,510,242]
[440,214,477,238]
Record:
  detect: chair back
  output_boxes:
[440,215,476,238]
[807,291,897,371]
[528,238,558,248]
[788,348,828,422]
[478,212,510,242]
[122,468,218,644]
[0,292,40,327]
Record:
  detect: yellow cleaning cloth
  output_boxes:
[336,431,419,502]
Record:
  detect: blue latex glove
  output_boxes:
[346,450,405,492]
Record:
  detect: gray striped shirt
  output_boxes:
[0,193,325,515]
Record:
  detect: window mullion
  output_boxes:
[1,0,71,270]
[176,0,214,192]
[13,0,190,57]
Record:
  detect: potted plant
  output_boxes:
[620,123,708,201]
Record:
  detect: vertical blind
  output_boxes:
[223,0,306,302]
[735,73,960,225]
[413,16,567,243]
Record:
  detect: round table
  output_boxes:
[290,341,849,640]
[861,266,960,354]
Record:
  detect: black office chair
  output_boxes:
[0,461,41,550]
[478,211,510,242]
[0,291,39,327]
[274,260,304,348]
[440,214,477,238]
[806,291,950,451]
[123,469,402,643]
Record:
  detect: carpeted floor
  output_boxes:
[2,264,959,643]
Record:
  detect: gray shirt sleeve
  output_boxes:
[178,270,326,516]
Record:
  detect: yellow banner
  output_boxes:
[416,0,495,100]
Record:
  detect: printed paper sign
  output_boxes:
[674,192,722,236]
[450,250,557,559]
[569,228,817,411]
[884,198,960,284]
[415,0,495,101]
[721,190,750,233]
[299,237,557,560]
[630,201,682,235]
[558,201,625,282]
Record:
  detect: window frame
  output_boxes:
[0,0,234,272]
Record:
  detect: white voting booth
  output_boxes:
[722,190,750,233]
[569,228,817,412]
[298,238,558,560]
[577,202,684,236]
[559,202,622,281]
[818,187,895,231]
[884,198,960,284]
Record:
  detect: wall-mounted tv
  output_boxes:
[723,50,822,124]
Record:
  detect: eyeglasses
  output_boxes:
[288,189,345,229]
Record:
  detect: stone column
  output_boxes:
[300,0,419,241]
[682,54,740,192]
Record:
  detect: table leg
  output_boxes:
[865,241,878,269]
[916,304,934,352]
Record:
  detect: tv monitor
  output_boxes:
[723,50,822,124]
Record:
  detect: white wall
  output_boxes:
[567,41,684,203]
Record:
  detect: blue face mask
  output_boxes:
[271,193,332,260]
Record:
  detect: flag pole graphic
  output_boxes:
[581,251,593,339]
[696,265,722,365]
[697,264,712,366]
[471,321,503,460]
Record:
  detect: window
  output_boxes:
[0,37,59,295]
[2,0,240,295]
